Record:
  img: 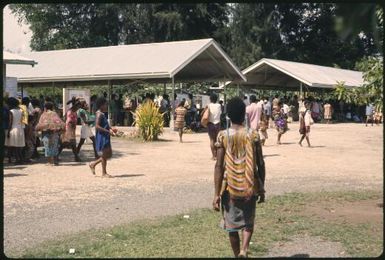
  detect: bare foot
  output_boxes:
[102,173,113,178]
[298,142,302,147]
[88,163,96,175]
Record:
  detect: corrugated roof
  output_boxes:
[240,58,364,88]
[3,51,37,66]
[6,38,246,83]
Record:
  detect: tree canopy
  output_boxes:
[9,2,383,102]
[10,3,381,70]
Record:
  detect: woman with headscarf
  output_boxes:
[35,101,65,165]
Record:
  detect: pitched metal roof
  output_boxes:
[3,51,37,66]
[226,58,364,89]
[6,38,246,84]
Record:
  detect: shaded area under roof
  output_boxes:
[6,38,246,87]
[226,58,364,90]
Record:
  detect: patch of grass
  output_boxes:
[14,189,383,258]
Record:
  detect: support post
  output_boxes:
[300,82,303,98]
[52,82,55,98]
[237,83,240,97]
[170,77,175,131]
[163,83,166,95]
[223,80,227,113]
[180,82,182,94]
[3,64,6,96]
[108,80,112,126]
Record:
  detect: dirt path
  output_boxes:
[3,123,383,256]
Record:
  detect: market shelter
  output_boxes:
[7,38,245,122]
[225,58,364,95]
[3,51,37,97]
[6,38,245,87]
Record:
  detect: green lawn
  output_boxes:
[14,190,383,258]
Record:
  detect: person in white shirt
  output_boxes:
[282,102,290,116]
[365,103,374,127]
[243,95,250,107]
[298,101,314,147]
[207,93,222,160]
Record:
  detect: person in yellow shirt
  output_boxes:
[20,97,32,162]
[18,97,29,126]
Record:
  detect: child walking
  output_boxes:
[89,97,115,177]
[299,101,314,147]
[174,101,187,142]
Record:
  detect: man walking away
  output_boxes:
[213,97,265,258]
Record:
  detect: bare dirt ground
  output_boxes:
[3,122,383,256]
[303,198,383,225]
[266,235,350,258]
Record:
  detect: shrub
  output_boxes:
[133,101,164,141]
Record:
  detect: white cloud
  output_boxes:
[3,5,32,54]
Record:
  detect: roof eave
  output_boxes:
[17,72,171,83]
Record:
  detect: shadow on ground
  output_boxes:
[4,173,28,178]
[113,174,145,178]
[264,154,280,158]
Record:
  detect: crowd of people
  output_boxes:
[3,90,382,257]
[3,94,115,174]
[3,91,382,167]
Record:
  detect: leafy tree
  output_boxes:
[276,3,379,69]
[9,3,229,51]
[227,3,283,69]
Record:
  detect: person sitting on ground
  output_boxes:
[76,99,98,158]
[213,97,265,258]
[35,101,65,166]
[89,97,115,177]
[174,101,187,143]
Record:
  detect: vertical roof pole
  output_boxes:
[300,82,303,98]
[3,64,6,96]
[108,80,112,126]
[170,77,175,131]
[223,77,227,114]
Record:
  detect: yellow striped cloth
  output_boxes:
[216,128,260,199]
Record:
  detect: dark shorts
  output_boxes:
[207,122,220,140]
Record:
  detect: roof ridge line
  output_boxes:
[29,38,214,54]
